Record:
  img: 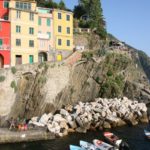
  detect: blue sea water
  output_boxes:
[0,123,150,150]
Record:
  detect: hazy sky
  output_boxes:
[55,0,150,56]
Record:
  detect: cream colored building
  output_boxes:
[53,9,73,61]
[9,0,38,66]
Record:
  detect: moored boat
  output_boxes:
[144,129,150,139]
[93,139,115,150]
[103,132,130,150]
[70,145,84,150]
[80,140,99,150]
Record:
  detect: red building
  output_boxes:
[0,0,10,68]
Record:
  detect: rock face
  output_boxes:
[0,51,150,126]
[29,97,148,136]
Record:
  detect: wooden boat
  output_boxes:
[103,132,130,150]
[93,139,115,150]
[70,145,84,150]
[80,140,99,150]
[144,129,150,139]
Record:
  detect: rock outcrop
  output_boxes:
[29,97,148,137]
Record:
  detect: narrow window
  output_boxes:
[67,40,70,46]
[4,1,9,8]
[58,13,62,19]
[0,39,3,46]
[58,26,62,33]
[16,39,21,46]
[58,39,62,45]
[16,11,21,19]
[38,17,41,25]
[47,18,50,26]
[16,25,21,33]
[66,15,70,21]
[67,27,70,34]
[29,27,34,35]
[29,13,34,21]
[29,40,34,47]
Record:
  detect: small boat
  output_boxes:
[70,145,84,150]
[80,140,99,150]
[103,132,130,150]
[93,139,115,150]
[144,129,150,139]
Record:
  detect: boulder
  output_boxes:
[39,113,49,125]
[103,121,111,129]
[76,127,87,133]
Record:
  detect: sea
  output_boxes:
[0,123,150,150]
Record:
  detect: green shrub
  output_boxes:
[0,76,5,82]
[11,67,17,74]
[38,76,47,84]
[82,51,93,60]
[10,81,17,92]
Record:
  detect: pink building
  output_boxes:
[37,7,54,62]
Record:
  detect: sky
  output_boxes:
[55,0,150,56]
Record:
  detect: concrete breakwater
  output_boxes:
[29,97,148,137]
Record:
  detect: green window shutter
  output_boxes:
[0,39,3,46]
[29,55,34,64]
[4,1,9,8]
[47,18,50,26]
[38,17,41,25]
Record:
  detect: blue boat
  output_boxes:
[70,145,84,150]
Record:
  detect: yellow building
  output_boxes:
[9,0,38,66]
[53,9,73,61]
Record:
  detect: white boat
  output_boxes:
[93,139,115,150]
[144,129,150,139]
[80,140,99,150]
[70,145,84,150]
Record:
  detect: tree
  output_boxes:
[58,0,66,10]
[89,0,107,39]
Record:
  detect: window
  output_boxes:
[4,15,8,20]
[47,32,51,39]
[29,55,34,64]
[4,1,9,8]
[58,39,62,46]
[58,26,62,33]
[47,18,50,26]
[29,40,34,47]
[16,39,21,46]
[58,13,62,19]
[29,27,34,35]
[67,40,70,46]
[38,17,41,25]
[66,15,70,21]
[16,25,21,33]
[29,13,34,21]
[0,39,3,46]
[16,11,21,19]
[15,2,31,10]
[67,27,70,34]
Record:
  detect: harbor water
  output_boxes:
[0,123,150,150]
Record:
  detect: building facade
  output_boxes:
[37,7,54,62]
[0,0,10,68]
[53,9,73,61]
[9,0,38,66]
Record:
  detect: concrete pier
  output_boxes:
[0,128,55,144]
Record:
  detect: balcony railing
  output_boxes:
[0,45,10,50]
[37,33,49,40]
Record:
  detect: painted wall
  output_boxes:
[53,9,73,52]
[0,0,9,19]
[0,21,10,66]
[38,8,54,52]
[9,0,38,66]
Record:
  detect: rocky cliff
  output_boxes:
[0,35,150,127]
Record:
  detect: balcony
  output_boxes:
[37,33,49,40]
[0,45,10,50]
